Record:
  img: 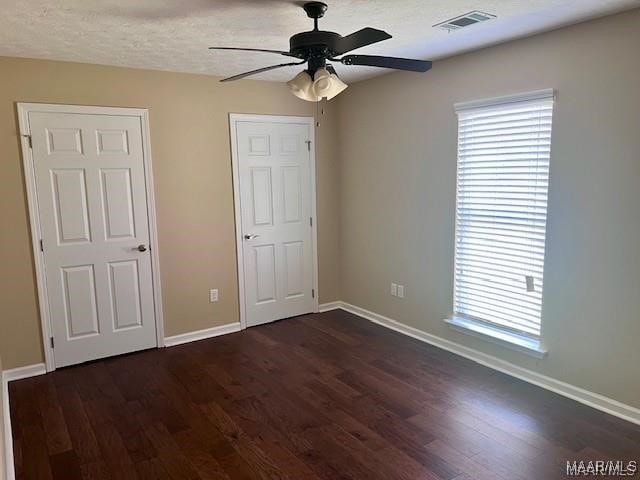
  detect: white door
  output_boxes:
[29,111,158,367]
[234,118,316,327]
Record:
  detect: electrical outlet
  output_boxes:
[390,283,398,296]
[397,285,405,298]
[209,289,219,303]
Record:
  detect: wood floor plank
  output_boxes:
[56,385,104,466]
[140,422,201,479]
[135,458,173,480]
[20,424,54,480]
[92,421,139,480]
[8,311,640,480]
[207,393,318,474]
[171,428,231,480]
[49,450,83,480]
[199,400,298,480]
[424,439,506,480]
[36,377,73,455]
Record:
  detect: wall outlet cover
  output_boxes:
[209,289,219,302]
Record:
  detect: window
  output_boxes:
[449,90,554,354]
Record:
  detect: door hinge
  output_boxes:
[309,217,313,227]
[50,337,55,349]
[23,134,32,148]
[312,289,315,298]
[39,239,44,252]
[305,140,311,152]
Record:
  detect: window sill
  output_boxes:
[445,316,548,359]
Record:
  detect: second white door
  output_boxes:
[233,117,316,327]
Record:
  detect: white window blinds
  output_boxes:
[453,90,554,338]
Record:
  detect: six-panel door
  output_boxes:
[30,112,157,367]
[236,121,315,327]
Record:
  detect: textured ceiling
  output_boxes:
[0,0,638,82]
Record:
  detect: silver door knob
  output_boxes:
[137,244,148,252]
[244,234,259,240]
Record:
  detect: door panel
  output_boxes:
[101,168,136,239]
[254,243,277,304]
[282,166,302,223]
[235,120,315,327]
[283,241,304,298]
[30,111,157,367]
[47,128,83,154]
[50,169,92,244]
[61,265,100,338]
[97,129,129,155]
[250,167,274,226]
[108,260,143,330]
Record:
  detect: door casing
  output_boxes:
[229,113,319,329]
[17,103,165,372]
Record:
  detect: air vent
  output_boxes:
[434,11,496,32]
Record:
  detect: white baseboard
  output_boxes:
[3,363,46,383]
[3,363,45,480]
[319,301,343,312]
[2,371,12,480]
[332,301,640,426]
[0,372,16,480]
[164,322,242,347]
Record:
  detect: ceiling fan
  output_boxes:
[209,1,432,101]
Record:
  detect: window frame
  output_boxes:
[447,89,555,357]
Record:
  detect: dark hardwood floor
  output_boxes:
[9,310,640,479]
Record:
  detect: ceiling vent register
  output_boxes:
[434,11,496,32]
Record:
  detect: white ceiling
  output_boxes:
[1,0,637,83]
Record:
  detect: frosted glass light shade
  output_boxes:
[287,71,316,101]
[312,68,347,100]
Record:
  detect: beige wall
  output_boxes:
[337,9,640,408]
[0,57,340,369]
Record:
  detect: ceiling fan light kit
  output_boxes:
[287,67,348,102]
[210,2,432,101]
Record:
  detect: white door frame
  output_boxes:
[229,113,319,329]
[17,103,165,372]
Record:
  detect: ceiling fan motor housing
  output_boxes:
[290,29,342,75]
[290,31,341,58]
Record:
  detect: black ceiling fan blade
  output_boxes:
[333,28,392,55]
[220,61,306,82]
[340,55,432,72]
[209,47,297,57]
